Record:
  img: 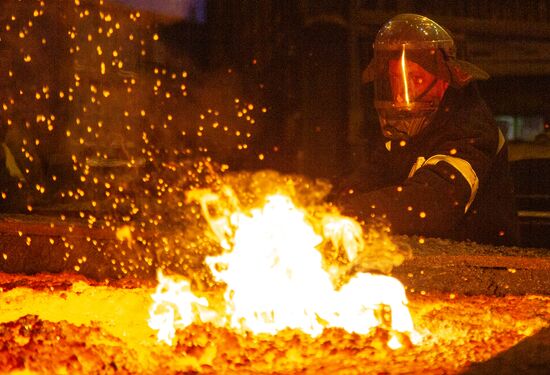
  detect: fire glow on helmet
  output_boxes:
[148,184,421,350]
[400,44,411,106]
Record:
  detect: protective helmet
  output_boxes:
[363,14,489,140]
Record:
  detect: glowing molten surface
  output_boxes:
[149,193,419,348]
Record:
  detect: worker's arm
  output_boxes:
[336,126,501,237]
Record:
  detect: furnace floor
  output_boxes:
[0,272,548,374]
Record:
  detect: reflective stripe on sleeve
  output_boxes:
[408,154,479,213]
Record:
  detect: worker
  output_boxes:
[333,14,519,245]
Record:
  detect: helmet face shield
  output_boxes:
[372,46,448,139]
[374,47,443,110]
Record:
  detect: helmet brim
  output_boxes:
[447,59,490,86]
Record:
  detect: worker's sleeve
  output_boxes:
[330,143,393,199]
[337,127,501,237]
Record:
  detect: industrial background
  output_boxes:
[0,0,549,247]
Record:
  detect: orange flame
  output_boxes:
[148,189,421,349]
[148,270,212,345]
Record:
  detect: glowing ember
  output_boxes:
[149,191,420,349]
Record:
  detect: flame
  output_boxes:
[148,270,211,345]
[148,190,420,349]
[401,44,411,106]
[321,214,364,262]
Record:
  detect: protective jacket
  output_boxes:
[336,83,519,246]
